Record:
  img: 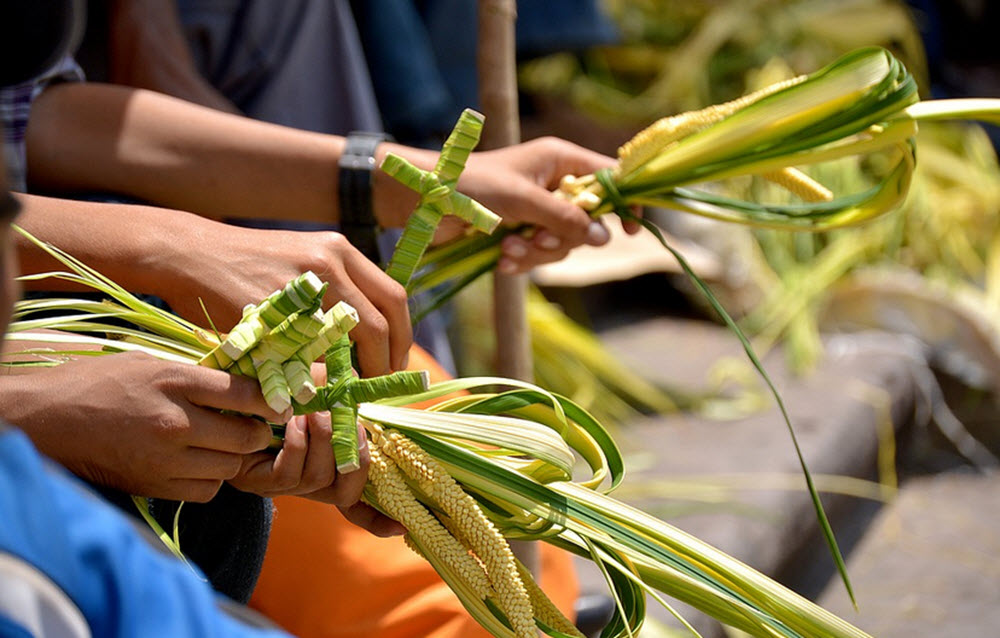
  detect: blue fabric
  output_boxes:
[0,614,33,638]
[351,0,456,144]
[353,0,621,145]
[0,425,289,638]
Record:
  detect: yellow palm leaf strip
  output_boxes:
[617,75,807,176]
[367,442,493,601]
[761,167,834,202]
[379,430,536,638]
[514,558,586,638]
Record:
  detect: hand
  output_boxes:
[0,352,284,502]
[229,412,404,537]
[158,226,411,378]
[452,137,642,273]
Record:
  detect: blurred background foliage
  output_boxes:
[445,1,1000,464]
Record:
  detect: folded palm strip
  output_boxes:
[6,225,872,637]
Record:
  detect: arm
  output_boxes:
[24,83,618,272]
[14,193,412,375]
[106,0,240,114]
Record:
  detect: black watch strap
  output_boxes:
[339,131,391,264]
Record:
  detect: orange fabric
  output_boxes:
[249,344,580,638]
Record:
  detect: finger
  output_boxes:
[183,367,292,424]
[334,421,370,503]
[173,446,244,481]
[297,411,336,493]
[343,258,413,372]
[503,242,573,273]
[497,256,519,275]
[306,422,369,506]
[539,138,617,187]
[338,502,406,537]
[623,205,644,235]
[338,292,392,378]
[183,407,274,454]
[531,229,562,252]
[518,183,592,248]
[262,415,309,492]
[584,219,611,246]
[500,234,529,263]
[230,451,279,493]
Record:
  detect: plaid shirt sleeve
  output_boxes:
[1,56,85,192]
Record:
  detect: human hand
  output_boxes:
[158,226,411,378]
[1,352,285,502]
[451,136,642,274]
[229,411,405,537]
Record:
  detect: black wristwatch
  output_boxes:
[339,131,392,264]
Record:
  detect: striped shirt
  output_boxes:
[1,56,84,192]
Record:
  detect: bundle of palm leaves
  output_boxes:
[6,229,868,638]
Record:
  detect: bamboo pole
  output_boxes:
[476,0,539,578]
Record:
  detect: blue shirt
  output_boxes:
[0,424,290,638]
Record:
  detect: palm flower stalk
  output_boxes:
[4,224,875,638]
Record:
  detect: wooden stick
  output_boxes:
[477,0,539,580]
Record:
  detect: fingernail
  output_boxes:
[538,235,561,250]
[586,221,610,245]
[498,259,518,274]
[504,241,527,258]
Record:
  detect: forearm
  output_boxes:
[15,193,213,302]
[24,82,431,226]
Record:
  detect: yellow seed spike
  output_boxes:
[515,558,587,638]
[617,112,710,176]
[617,75,808,176]
[761,167,834,202]
[380,431,536,638]
[368,444,494,601]
[404,533,495,603]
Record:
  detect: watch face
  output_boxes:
[0,0,85,86]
